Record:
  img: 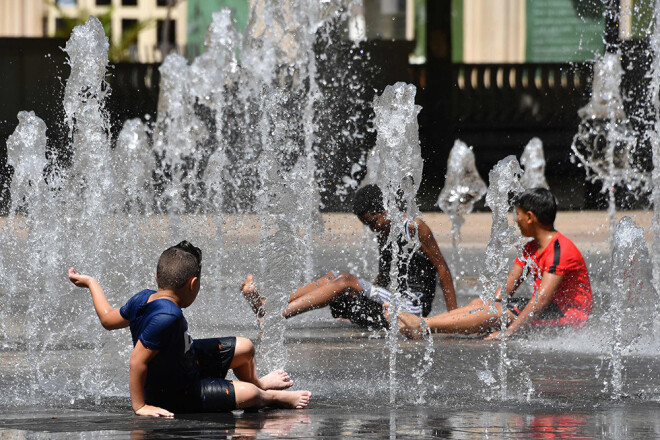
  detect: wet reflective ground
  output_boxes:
[2,404,660,439]
[2,322,660,439]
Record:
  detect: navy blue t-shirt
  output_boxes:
[119,289,199,393]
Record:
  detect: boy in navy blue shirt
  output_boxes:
[69,240,311,417]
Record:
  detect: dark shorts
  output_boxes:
[330,294,389,329]
[505,298,565,320]
[146,336,237,413]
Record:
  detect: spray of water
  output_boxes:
[370,82,425,405]
[437,139,487,256]
[520,137,549,189]
[480,155,525,400]
[649,0,660,306]
[571,51,646,247]
[607,216,657,398]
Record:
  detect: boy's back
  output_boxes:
[120,289,198,395]
[516,231,592,326]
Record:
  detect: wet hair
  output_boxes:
[514,188,557,226]
[156,241,202,289]
[352,184,385,216]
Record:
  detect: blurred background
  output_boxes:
[0,0,654,211]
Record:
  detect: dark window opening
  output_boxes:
[96,0,111,5]
[122,19,138,35]
[55,18,67,34]
[156,20,176,46]
[122,0,138,5]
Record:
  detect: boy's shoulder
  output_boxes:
[121,289,183,321]
[554,231,581,251]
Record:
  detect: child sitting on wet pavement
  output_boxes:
[391,188,593,339]
[69,240,311,417]
[240,184,456,329]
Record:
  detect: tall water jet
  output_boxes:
[153,54,205,218]
[236,0,333,369]
[2,112,49,403]
[63,17,112,214]
[520,137,549,189]
[193,8,241,288]
[481,155,524,400]
[607,216,657,399]
[61,16,117,401]
[111,118,155,279]
[437,139,487,255]
[371,82,425,405]
[254,88,307,371]
[648,0,660,304]
[571,51,645,247]
[113,118,154,213]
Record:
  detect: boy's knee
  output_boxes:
[233,381,262,408]
[333,273,359,292]
[235,337,255,357]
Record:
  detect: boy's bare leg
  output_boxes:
[241,272,339,317]
[230,337,293,390]
[283,273,362,319]
[393,298,516,338]
[233,382,312,409]
[287,272,337,302]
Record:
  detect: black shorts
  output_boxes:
[505,298,565,320]
[330,294,389,329]
[146,336,237,413]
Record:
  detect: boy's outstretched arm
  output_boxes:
[129,341,173,418]
[415,220,457,311]
[68,268,129,330]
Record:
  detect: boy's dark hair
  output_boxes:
[156,241,202,289]
[514,188,557,226]
[352,184,385,216]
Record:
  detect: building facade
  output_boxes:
[0,0,46,37]
[44,0,187,62]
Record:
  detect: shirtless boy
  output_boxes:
[242,184,456,329]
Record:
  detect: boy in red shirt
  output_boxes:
[393,188,592,339]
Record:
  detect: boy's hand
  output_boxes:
[68,267,95,288]
[135,404,174,418]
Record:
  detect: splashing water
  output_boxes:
[437,139,487,255]
[607,217,658,398]
[571,51,647,247]
[371,82,425,405]
[520,137,549,189]
[480,156,525,400]
[649,0,660,307]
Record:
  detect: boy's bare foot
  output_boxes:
[241,274,266,318]
[383,302,425,339]
[258,370,293,390]
[278,390,312,409]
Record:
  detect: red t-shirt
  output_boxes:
[514,232,592,328]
